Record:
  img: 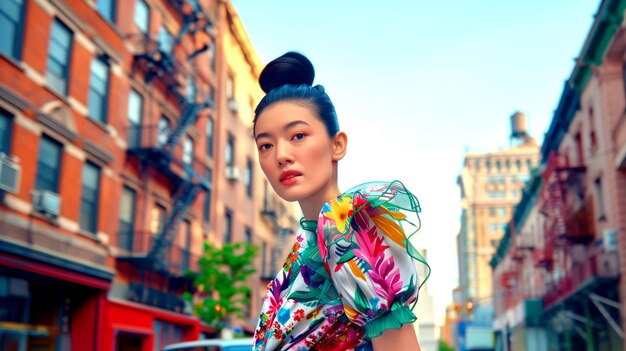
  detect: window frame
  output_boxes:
[46,20,73,96]
[134,0,149,35]
[88,55,110,123]
[245,157,253,197]
[96,0,116,23]
[0,109,13,155]
[224,208,232,243]
[35,135,63,193]
[79,161,101,233]
[0,0,27,60]
[119,185,137,251]
[127,89,143,148]
[205,117,214,157]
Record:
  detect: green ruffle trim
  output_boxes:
[363,304,417,339]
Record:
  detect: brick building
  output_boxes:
[0,0,296,350]
[491,1,625,350]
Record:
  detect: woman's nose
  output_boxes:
[276,141,293,166]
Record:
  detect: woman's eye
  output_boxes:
[258,143,272,151]
[292,133,305,141]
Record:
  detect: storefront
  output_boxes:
[0,247,112,351]
[102,298,202,351]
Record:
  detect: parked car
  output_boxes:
[162,338,253,351]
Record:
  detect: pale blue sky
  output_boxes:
[231,0,600,324]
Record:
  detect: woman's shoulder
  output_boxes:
[322,180,420,217]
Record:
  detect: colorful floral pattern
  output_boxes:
[253,181,430,351]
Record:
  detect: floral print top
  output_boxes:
[253,181,430,351]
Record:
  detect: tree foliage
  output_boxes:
[438,340,455,351]
[187,241,258,330]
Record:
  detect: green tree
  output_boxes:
[438,340,455,351]
[187,241,258,330]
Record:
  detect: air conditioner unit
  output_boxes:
[225,166,241,181]
[32,190,62,217]
[227,98,239,113]
[0,155,20,194]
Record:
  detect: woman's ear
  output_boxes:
[332,131,348,161]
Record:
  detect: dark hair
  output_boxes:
[254,52,339,136]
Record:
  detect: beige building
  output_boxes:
[219,1,299,331]
[457,114,540,308]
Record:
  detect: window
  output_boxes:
[495,160,501,172]
[205,117,214,157]
[46,20,72,95]
[80,161,100,233]
[119,186,136,251]
[575,132,584,166]
[489,208,495,217]
[209,42,216,72]
[153,320,184,351]
[510,175,517,183]
[224,208,232,243]
[595,177,606,220]
[157,116,170,147]
[498,191,505,198]
[487,191,495,199]
[186,75,196,103]
[505,159,511,170]
[225,133,234,167]
[96,0,115,22]
[589,107,597,152]
[499,223,507,231]
[203,169,212,223]
[127,89,143,148]
[134,0,149,34]
[150,204,166,235]
[511,189,518,197]
[498,207,506,216]
[526,158,533,170]
[485,159,491,172]
[0,110,12,154]
[226,73,234,100]
[182,136,193,165]
[515,159,522,170]
[489,223,497,232]
[158,25,173,53]
[88,57,109,123]
[36,136,62,192]
[0,0,26,59]
[474,159,480,171]
[245,227,252,244]
[178,219,191,271]
[245,158,253,197]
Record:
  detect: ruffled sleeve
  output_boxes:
[316,180,430,339]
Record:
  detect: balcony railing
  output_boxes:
[128,34,180,88]
[543,251,620,308]
[126,124,210,187]
[127,282,191,314]
[117,231,200,275]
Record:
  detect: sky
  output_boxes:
[230,0,601,325]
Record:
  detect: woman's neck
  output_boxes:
[299,181,341,221]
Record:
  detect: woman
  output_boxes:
[252,52,429,351]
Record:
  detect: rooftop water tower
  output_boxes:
[510,111,534,146]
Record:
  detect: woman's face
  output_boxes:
[254,101,338,202]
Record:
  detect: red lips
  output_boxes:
[279,170,302,185]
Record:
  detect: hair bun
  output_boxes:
[259,52,315,93]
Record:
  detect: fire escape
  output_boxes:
[118,1,214,312]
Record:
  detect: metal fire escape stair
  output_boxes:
[148,180,201,269]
